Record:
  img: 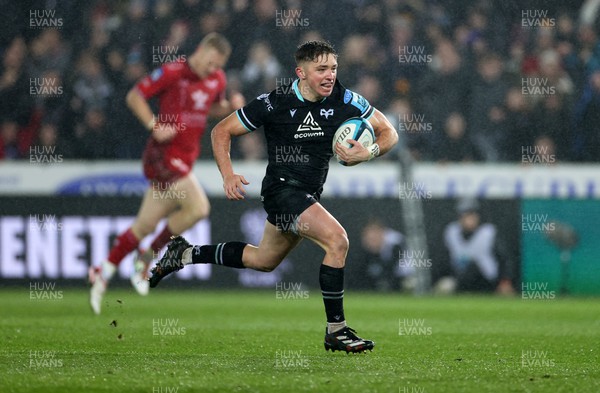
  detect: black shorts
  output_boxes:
[260,175,323,233]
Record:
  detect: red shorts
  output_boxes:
[142,140,192,184]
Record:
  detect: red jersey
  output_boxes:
[136,61,226,181]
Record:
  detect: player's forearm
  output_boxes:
[211,123,235,178]
[371,110,399,158]
[126,88,156,131]
[373,126,399,157]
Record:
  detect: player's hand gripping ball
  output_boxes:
[332,117,375,166]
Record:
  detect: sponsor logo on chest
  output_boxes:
[292,109,341,139]
[294,111,324,139]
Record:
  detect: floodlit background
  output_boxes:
[2,0,599,294]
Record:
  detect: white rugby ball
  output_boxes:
[332,117,375,165]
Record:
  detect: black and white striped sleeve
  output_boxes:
[235,92,272,132]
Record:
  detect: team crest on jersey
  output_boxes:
[297,112,321,132]
[320,108,334,119]
[343,89,352,104]
[344,89,369,113]
[150,68,163,81]
[191,90,209,110]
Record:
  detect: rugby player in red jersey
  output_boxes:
[89,33,244,314]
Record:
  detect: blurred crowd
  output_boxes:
[1,0,600,162]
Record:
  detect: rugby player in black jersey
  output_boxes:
[149,41,398,353]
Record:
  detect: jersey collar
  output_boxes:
[292,79,328,103]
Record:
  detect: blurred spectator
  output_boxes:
[72,107,112,159]
[436,199,514,294]
[152,0,178,45]
[341,35,384,90]
[502,87,534,161]
[464,7,493,59]
[0,119,20,159]
[436,112,479,162]
[537,49,575,101]
[352,74,384,109]
[33,69,68,124]
[103,48,126,87]
[230,0,281,70]
[28,29,71,76]
[0,37,32,125]
[113,0,153,62]
[381,98,406,160]
[106,54,148,159]
[577,25,600,75]
[574,70,600,161]
[468,53,509,161]
[530,94,571,161]
[163,20,190,51]
[416,40,469,140]
[392,98,429,161]
[359,219,406,291]
[384,14,425,97]
[70,51,113,117]
[31,122,72,161]
[531,135,558,165]
[240,41,282,96]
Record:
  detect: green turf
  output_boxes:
[0,287,599,393]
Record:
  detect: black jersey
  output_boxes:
[235,79,374,191]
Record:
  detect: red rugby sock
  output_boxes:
[149,226,174,254]
[107,228,140,265]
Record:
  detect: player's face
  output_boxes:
[190,46,228,78]
[460,211,480,232]
[297,54,337,100]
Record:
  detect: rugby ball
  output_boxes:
[332,117,375,165]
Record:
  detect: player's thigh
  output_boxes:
[296,203,348,254]
[173,173,210,216]
[132,187,178,236]
[248,221,302,269]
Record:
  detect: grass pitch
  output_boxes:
[1,287,599,393]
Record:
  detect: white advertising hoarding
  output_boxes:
[0,161,599,198]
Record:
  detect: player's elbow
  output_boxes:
[211,116,239,141]
[210,121,227,142]
[376,126,399,152]
[125,89,137,108]
[389,127,399,147]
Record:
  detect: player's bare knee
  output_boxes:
[329,229,349,256]
[185,203,209,222]
[195,203,210,220]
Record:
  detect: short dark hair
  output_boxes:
[295,41,337,64]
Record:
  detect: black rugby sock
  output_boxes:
[320,264,346,324]
[191,242,247,269]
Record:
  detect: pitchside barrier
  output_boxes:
[0,161,598,294]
